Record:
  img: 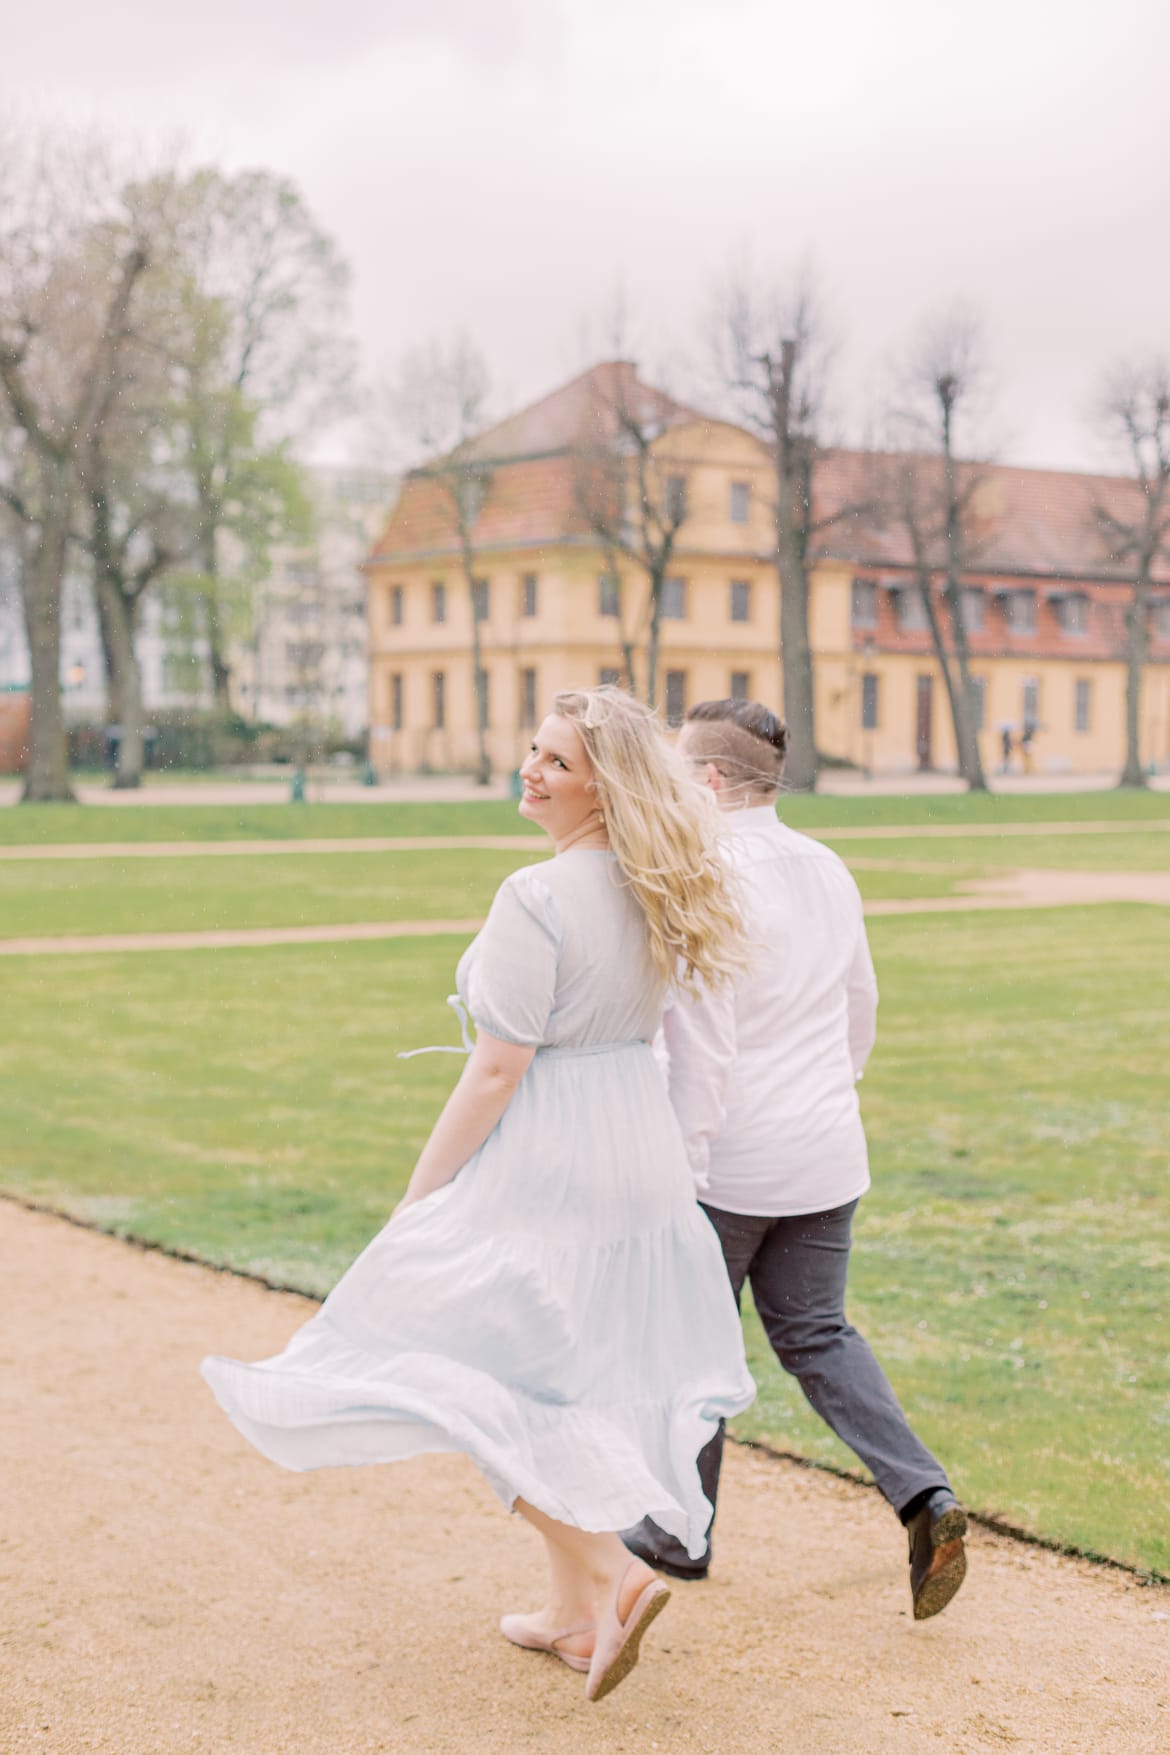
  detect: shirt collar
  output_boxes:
[717,804,782,834]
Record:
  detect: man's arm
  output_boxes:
[845,920,879,1080]
[662,976,738,1194]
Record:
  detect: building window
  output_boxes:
[729,480,750,524]
[1060,592,1089,635]
[730,670,751,702]
[1022,677,1039,729]
[472,578,490,622]
[860,672,880,730]
[432,670,446,729]
[661,577,687,621]
[664,670,687,726]
[389,585,403,628]
[389,672,403,731]
[476,667,491,723]
[521,574,538,617]
[598,573,620,618]
[960,588,985,633]
[1074,677,1092,733]
[730,580,751,623]
[968,674,986,732]
[599,667,622,687]
[1154,600,1170,641]
[665,475,688,523]
[1003,590,1037,634]
[431,581,447,624]
[520,666,537,727]
[851,578,879,629]
[897,586,930,632]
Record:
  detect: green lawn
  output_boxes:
[2,899,1167,1575]
[0,847,963,937]
[1,786,1169,845]
[0,849,550,938]
[823,830,1170,874]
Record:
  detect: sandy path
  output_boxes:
[2,1202,1167,1755]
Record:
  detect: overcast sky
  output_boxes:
[5,0,1168,471]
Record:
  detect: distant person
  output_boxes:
[203,687,755,1704]
[1020,722,1036,774]
[623,697,968,1621]
[1000,726,1013,775]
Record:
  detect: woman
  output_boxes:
[202,686,755,1702]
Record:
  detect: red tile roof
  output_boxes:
[368,363,1170,588]
[369,362,710,564]
[814,450,1170,585]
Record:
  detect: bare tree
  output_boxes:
[713,271,840,792]
[1093,361,1170,789]
[883,312,991,791]
[572,363,694,707]
[164,168,353,711]
[392,335,494,784]
[0,135,152,801]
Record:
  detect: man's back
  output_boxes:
[664,806,878,1217]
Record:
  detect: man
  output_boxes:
[624,697,967,1620]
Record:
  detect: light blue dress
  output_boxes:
[201,851,755,1557]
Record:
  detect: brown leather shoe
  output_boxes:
[907,1489,968,1620]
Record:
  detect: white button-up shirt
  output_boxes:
[662,806,879,1217]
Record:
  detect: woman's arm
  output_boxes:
[397,1030,536,1209]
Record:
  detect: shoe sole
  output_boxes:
[587,1587,671,1702]
[913,1507,969,1621]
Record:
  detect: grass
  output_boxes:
[0,787,1168,846]
[1,798,1167,1574]
[0,849,551,938]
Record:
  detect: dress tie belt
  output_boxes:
[398,997,648,1061]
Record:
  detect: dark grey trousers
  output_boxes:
[634,1199,950,1568]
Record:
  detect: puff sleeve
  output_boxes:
[461,868,561,1047]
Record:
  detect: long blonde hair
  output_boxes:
[553,686,746,992]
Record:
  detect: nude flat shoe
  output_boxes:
[585,1563,671,1702]
[499,1612,594,1673]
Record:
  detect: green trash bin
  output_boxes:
[290,767,306,803]
[509,769,523,800]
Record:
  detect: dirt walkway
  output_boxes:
[2,1202,1167,1755]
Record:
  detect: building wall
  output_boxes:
[367,422,1170,779]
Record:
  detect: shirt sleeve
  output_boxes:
[462,869,560,1047]
[661,974,739,1196]
[845,917,879,1080]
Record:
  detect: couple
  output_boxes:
[202,686,965,1705]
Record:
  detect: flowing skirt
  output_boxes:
[202,1042,755,1558]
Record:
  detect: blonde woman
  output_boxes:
[202,687,754,1704]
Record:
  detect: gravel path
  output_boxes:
[2,1200,1167,1755]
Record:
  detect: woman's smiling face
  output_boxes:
[518,714,599,843]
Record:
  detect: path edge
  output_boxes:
[5,1189,1167,1590]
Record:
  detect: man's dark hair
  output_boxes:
[683,698,789,795]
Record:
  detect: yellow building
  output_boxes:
[366,364,1170,779]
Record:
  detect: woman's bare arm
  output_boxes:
[397,1030,536,1209]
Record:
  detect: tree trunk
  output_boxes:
[645,575,663,710]
[96,574,145,789]
[464,566,491,786]
[1121,582,1149,788]
[937,583,988,790]
[777,543,817,791]
[19,508,75,803]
